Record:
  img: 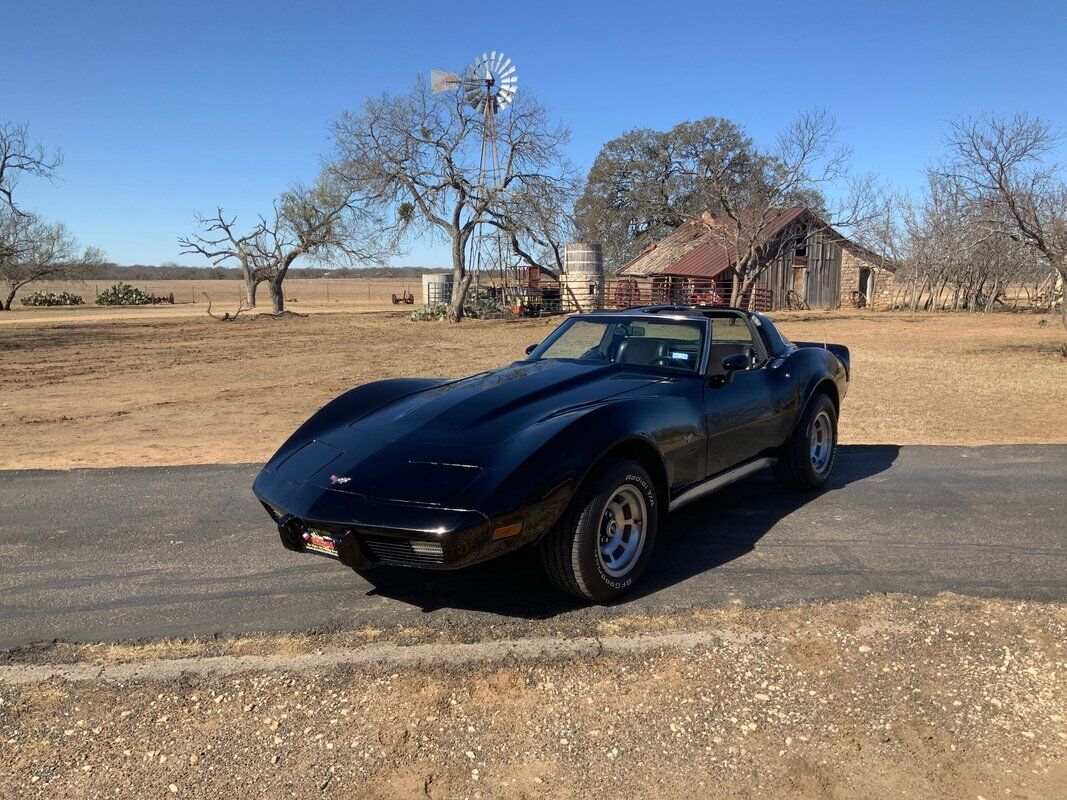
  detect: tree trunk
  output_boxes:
[728,270,741,307]
[449,273,473,322]
[268,278,284,314]
[246,277,261,308]
[448,235,471,323]
[1054,261,1067,330]
[2,287,16,310]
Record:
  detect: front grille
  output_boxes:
[363,535,445,566]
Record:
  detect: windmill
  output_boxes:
[431,52,520,303]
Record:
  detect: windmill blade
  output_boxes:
[430,70,461,93]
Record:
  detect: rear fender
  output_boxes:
[779,347,849,439]
[791,341,850,380]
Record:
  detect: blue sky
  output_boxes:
[4,0,1066,268]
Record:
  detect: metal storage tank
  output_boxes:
[421,272,454,306]
[561,243,604,312]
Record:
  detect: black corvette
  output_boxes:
[253,305,849,600]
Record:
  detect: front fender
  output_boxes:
[470,388,702,532]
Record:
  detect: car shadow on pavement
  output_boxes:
[358,445,901,618]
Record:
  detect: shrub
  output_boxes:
[410,303,450,321]
[409,290,515,322]
[96,282,152,306]
[20,291,85,307]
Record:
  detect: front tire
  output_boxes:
[540,459,659,601]
[774,393,838,489]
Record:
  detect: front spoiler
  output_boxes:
[253,468,562,570]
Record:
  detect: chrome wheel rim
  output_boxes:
[597,484,647,577]
[809,410,833,473]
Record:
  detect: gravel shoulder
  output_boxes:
[2,594,1063,799]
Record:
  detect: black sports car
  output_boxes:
[253,305,849,600]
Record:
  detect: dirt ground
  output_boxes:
[2,309,1065,470]
[1,594,1063,799]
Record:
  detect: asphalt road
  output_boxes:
[1,445,1064,649]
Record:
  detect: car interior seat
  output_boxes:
[615,338,669,366]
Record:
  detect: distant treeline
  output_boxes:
[79,263,443,281]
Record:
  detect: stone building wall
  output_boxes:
[838,245,895,309]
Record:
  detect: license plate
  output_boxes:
[303,529,339,559]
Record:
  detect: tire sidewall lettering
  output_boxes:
[591,470,656,589]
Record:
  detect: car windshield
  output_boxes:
[531,318,705,372]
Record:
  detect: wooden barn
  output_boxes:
[611,207,894,311]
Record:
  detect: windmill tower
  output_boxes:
[431,52,520,304]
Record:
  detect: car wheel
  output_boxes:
[540,459,659,601]
[774,393,838,489]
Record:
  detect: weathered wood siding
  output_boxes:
[764,224,841,310]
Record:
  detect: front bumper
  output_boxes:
[253,468,563,570]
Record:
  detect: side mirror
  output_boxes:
[709,353,749,387]
[722,353,749,373]
[524,343,539,356]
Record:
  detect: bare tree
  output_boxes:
[180,176,388,314]
[499,170,581,279]
[0,214,101,309]
[939,114,1067,324]
[328,80,572,321]
[0,122,62,215]
[682,110,881,306]
[874,171,1048,313]
[179,207,265,307]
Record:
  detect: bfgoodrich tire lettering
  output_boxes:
[540,459,659,601]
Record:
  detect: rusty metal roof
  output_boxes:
[618,207,811,279]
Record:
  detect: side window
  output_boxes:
[707,316,765,374]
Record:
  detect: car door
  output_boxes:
[702,314,798,477]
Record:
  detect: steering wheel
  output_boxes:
[649,355,692,370]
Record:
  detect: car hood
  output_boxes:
[348,359,657,445]
[269,360,661,506]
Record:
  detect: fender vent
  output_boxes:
[363,536,444,566]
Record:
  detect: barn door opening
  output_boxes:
[793,266,807,299]
[859,267,873,304]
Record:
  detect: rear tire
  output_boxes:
[540,459,659,601]
[774,393,838,489]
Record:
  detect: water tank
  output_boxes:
[421,272,453,306]
[562,243,604,312]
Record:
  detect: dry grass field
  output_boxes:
[2,308,1065,470]
[1,278,417,324]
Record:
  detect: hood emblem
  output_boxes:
[329,474,351,485]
